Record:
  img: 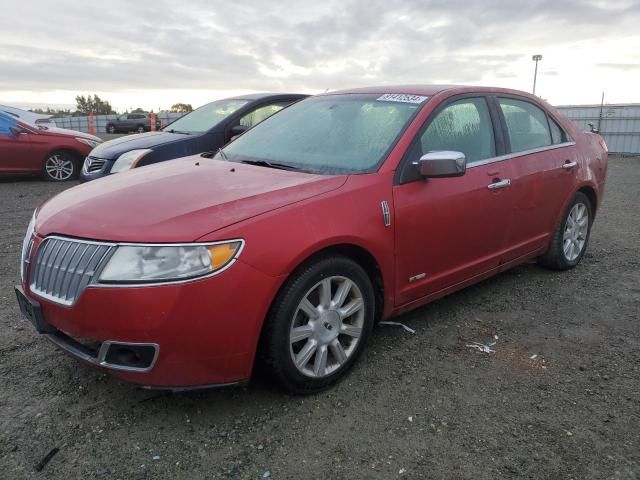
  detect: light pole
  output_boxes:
[532,54,543,95]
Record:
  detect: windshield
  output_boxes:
[163,99,249,134]
[221,94,424,174]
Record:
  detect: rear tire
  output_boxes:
[107,124,116,134]
[136,125,145,133]
[538,192,592,270]
[43,151,78,182]
[262,256,375,394]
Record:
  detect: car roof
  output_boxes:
[227,92,309,102]
[0,104,52,124]
[323,85,541,100]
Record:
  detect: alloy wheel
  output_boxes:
[562,202,589,261]
[289,276,365,378]
[45,154,74,181]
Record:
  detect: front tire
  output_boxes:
[107,124,116,134]
[43,151,78,182]
[262,256,375,394]
[538,192,593,270]
[136,125,145,133]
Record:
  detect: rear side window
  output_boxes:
[498,98,551,152]
[239,102,289,128]
[417,98,495,164]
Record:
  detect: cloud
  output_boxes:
[0,0,638,106]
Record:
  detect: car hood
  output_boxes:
[38,126,101,142]
[90,131,190,159]
[36,157,347,242]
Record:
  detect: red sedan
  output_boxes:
[0,112,101,181]
[15,86,608,393]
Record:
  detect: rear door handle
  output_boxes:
[562,161,578,170]
[487,179,511,190]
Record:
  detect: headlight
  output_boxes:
[75,137,101,149]
[98,240,244,284]
[20,211,36,281]
[111,149,152,173]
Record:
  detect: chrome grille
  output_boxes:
[83,156,107,174]
[30,237,115,305]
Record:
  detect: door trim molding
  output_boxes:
[467,141,576,169]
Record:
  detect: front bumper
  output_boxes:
[18,258,280,389]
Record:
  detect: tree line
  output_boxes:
[29,94,193,117]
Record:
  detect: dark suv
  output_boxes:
[106,113,161,134]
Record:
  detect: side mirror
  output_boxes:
[415,151,466,178]
[230,124,248,136]
[10,126,27,137]
[587,122,599,134]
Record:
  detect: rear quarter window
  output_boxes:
[548,117,566,144]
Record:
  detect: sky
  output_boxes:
[1,0,639,112]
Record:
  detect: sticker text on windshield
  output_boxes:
[377,94,429,104]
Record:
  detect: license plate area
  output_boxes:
[15,285,56,334]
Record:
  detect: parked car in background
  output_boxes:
[106,112,161,134]
[81,93,307,181]
[1,104,53,126]
[0,111,101,181]
[16,85,608,393]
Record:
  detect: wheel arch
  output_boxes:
[273,243,385,323]
[252,241,386,379]
[42,147,83,167]
[577,184,598,218]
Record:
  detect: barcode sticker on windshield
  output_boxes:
[377,94,429,104]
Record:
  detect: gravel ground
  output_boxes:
[1,157,639,480]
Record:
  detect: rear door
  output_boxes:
[392,96,513,305]
[494,96,578,262]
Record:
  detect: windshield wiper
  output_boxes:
[240,159,301,171]
[166,129,190,135]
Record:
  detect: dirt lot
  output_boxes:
[1,157,638,480]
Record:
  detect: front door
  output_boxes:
[393,96,513,305]
[0,127,34,173]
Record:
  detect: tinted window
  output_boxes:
[239,103,288,128]
[499,98,551,152]
[417,98,495,164]
[549,117,565,144]
[222,94,422,174]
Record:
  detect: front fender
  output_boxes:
[203,173,397,317]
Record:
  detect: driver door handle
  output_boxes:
[487,179,511,190]
[562,161,578,170]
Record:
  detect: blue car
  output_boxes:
[81,93,307,181]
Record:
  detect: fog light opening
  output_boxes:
[102,342,157,371]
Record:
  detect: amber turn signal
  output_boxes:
[208,242,241,270]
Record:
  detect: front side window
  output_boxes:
[415,98,495,164]
[239,103,289,128]
[163,99,249,134]
[221,94,423,174]
[499,98,551,152]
